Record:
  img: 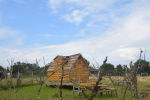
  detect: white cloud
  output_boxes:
[1,10,150,66]
[0,27,18,39]
[75,29,86,37]
[1,0,150,67]
[63,10,88,24]
[0,27,23,46]
[48,0,117,11]
[48,0,63,11]
[48,0,119,24]
[116,48,139,59]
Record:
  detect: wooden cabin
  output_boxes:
[47,53,89,85]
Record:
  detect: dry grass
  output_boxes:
[138,76,150,83]
[0,77,41,89]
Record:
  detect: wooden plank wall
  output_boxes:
[74,58,89,82]
[48,57,71,82]
[47,56,89,83]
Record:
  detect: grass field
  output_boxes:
[0,85,124,100]
[0,76,150,100]
[0,77,43,89]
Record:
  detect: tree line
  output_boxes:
[0,58,150,79]
[90,59,150,76]
[0,62,50,78]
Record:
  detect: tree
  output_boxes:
[89,65,98,75]
[11,62,41,77]
[0,65,6,79]
[116,64,124,76]
[42,62,51,75]
[101,63,114,75]
[134,59,150,74]
[0,65,4,70]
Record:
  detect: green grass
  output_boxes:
[0,85,134,100]
[138,81,150,91]
[0,76,149,100]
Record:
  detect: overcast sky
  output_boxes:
[0,0,150,67]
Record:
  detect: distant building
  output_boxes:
[7,72,11,78]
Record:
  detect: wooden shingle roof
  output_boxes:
[47,53,89,72]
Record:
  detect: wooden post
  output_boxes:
[59,60,68,100]
[119,49,143,100]
[32,71,34,84]
[60,64,64,100]
[81,57,108,100]
[120,85,128,100]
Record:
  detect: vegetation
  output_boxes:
[0,65,6,79]
[0,77,42,89]
[0,53,150,100]
[0,58,150,79]
[101,63,114,75]
[89,59,150,76]
[0,76,150,100]
[135,59,150,75]
[0,62,50,78]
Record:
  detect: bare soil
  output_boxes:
[141,91,150,100]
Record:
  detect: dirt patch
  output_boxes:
[141,91,150,100]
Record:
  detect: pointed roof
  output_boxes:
[47,53,89,72]
[54,53,81,60]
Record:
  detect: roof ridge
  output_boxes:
[54,53,81,59]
